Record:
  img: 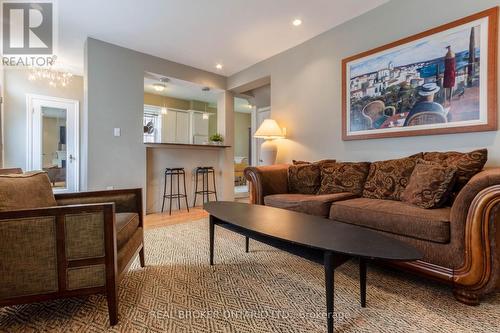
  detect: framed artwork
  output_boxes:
[342,7,498,140]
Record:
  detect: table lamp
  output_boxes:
[254,119,285,165]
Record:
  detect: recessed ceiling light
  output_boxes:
[216,64,223,70]
[292,18,302,26]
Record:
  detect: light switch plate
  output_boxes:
[113,128,121,137]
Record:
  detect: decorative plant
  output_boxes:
[209,133,224,142]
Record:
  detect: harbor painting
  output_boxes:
[342,8,498,140]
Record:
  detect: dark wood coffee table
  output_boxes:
[204,202,422,333]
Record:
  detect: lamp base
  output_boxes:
[260,140,277,165]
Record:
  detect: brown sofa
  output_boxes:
[245,163,500,305]
[0,169,144,325]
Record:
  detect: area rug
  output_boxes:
[1,219,499,332]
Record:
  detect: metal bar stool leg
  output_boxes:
[205,171,210,203]
[183,171,190,212]
[169,172,173,215]
[202,170,206,204]
[161,170,167,213]
[193,170,199,207]
[212,169,218,201]
[177,172,181,210]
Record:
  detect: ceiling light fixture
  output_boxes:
[202,113,209,120]
[153,77,169,92]
[153,83,165,92]
[215,64,223,70]
[292,18,302,26]
[28,67,73,88]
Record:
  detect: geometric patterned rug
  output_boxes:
[1,219,499,332]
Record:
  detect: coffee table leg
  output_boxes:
[245,236,249,253]
[324,251,334,333]
[360,258,366,308]
[209,216,215,266]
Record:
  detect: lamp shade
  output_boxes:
[254,119,284,139]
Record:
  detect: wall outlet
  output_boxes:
[106,186,114,190]
[113,128,121,137]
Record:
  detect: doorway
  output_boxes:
[27,94,79,193]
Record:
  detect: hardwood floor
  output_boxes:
[144,208,208,229]
[144,197,249,229]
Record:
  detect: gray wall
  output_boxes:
[3,68,84,171]
[85,38,227,192]
[228,0,500,166]
[250,84,271,109]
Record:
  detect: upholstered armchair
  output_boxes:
[0,169,144,325]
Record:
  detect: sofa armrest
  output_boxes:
[450,168,500,299]
[0,203,116,301]
[244,164,289,205]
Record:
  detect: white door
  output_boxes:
[27,95,79,193]
[255,107,271,166]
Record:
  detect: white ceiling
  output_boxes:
[58,0,388,75]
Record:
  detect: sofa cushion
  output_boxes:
[288,160,336,194]
[264,192,356,217]
[401,160,457,208]
[362,153,422,201]
[423,149,487,200]
[116,213,140,250]
[329,198,450,243]
[319,162,370,196]
[0,171,57,211]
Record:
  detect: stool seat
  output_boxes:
[162,167,189,215]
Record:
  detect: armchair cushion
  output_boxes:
[0,171,56,211]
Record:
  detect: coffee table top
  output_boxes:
[204,202,422,261]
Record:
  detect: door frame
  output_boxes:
[26,94,80,192]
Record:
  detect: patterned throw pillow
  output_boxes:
[318,162,371,195]
[400,160,457,209]
[362,153,423,201]
[423,149,487,199]
[288,159,336,194]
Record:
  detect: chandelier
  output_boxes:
[28,67,73,87]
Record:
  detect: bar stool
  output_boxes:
[162,168,189,215]
[193,166,218,207]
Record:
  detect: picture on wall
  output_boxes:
[342,7,498,140]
